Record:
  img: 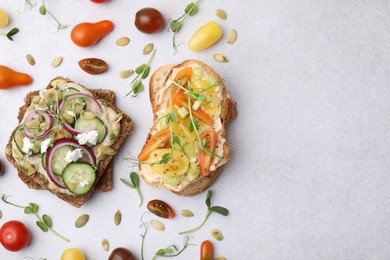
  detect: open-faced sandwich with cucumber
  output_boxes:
[5,77,133,207]
[138,60,237,195]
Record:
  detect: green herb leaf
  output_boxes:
[29,203,39,213]
[205,190,212,209]
[36,221,49,232]
[42,214,53,228]
[130,172,139,187]
[172,135,181,146]
[39,5,46,15]
[121,178,135,189]
[5,27,19,41]
[184,3,195,14]
[210,206,229,216]
[170,20,182,33]
[142,66,151,79]
[24,207,32,214]
[160,153,172,164]
[188,5,198,16]
[135,64,146,74]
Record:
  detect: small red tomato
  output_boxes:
[90,0,109,3]
[200,240,213,260]
[0,220,30,252]
[134,8,165,34]
[147,199,175,218]
[78,58,108,75]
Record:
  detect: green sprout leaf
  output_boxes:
[121,172,143,207]
[42,214,53,228]
[39,5,46,15]
[36,221,49,232]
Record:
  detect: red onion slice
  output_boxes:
[58,93,102,136]
[23,110,54,139]
[45,138,97,189]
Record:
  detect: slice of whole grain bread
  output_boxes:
[6,77,133,207]
[143,60,237,196]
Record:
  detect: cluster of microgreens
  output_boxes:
[120,171,143,207]
[179,190,228,235]
[126,49,157,97]
[169,0,201,54]
[1,194,70,242]
[0,28,19,41]
[138,212,194,260]
[152,236,194,259]
[20,0,67,31]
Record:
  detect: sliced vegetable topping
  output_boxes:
[74,117,107,145]
[147,149,189,176]
[138,128,171,161]
[23,110,54,139]
[198,130,217,176]
[62,162,96,195]
[51,145,73,176]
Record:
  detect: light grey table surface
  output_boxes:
[1,0,390,259]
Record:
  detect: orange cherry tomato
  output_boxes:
[198,130,217,176]
[200,240,213,260]
[147,199,175,219]
[138,128,171,161]
[0,65,32,90]
[175,98,214,126]
[78,58,108,75]
[174,67,193,87]
[71,20,114,47]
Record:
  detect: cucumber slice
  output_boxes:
[162,176,181,187]
[63,97,86,115]
[13,127,41,155]
[183,143,197,163]
[51,145,73,176]
[62,162,96,195]
[187,162,200,182]
[74,117,107,144]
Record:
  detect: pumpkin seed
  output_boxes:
[75,214,90,228]
[210,229,223,241]
[119,69,134,79]
[151,219,165,231]
[81,111,96,120]
[51,56,63,68]
[50,78,67,88]
[227,29,237,44]
[62,113,74,124]
[114,210,122,225]
[181,209,194,217]
[40,122,50,131]
[99,146,117,156]
[215,9,227,20]
[116,37,130,46]
[213,54,229,63]
[143,43,154,55]
[26,54,36,66]
[214,257,227,260]
[102,239,109,251]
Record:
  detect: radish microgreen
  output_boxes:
[39,0,67,31]
[179,190,228,235]
[0,27,19,41]
[120,171,143,207]
[126,49,156,97]
[169,0,201,53]
[1,194,70,242]
[152,236,195,259]
[19,0,37,13]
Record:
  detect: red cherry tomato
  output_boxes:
[78,58,108,75]
[90,0,109,3]
[0,220,30,252]
[147,199,175,218]
[134,8,165,34]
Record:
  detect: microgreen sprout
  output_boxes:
[179,190,228,235]
[39,0,67,31]
[139,212,149,260]
[120,172,143,207]
[152,236,195,259]
[169,0,201,54]
[19,0,37,13]
[126,49,156,97]
[0,28,19,41]
[1,194,70,242]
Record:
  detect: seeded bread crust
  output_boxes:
[6,77,133,207]
[144,60,237,196]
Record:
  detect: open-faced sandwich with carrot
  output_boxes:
[5,77,133,207]
[138,60,237,195]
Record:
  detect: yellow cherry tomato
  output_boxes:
[0,9,10,28]
[60,248,86,260]
[187,21,222,51]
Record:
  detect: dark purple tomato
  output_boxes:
[134,8,165,34]
[108,247,135,260]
